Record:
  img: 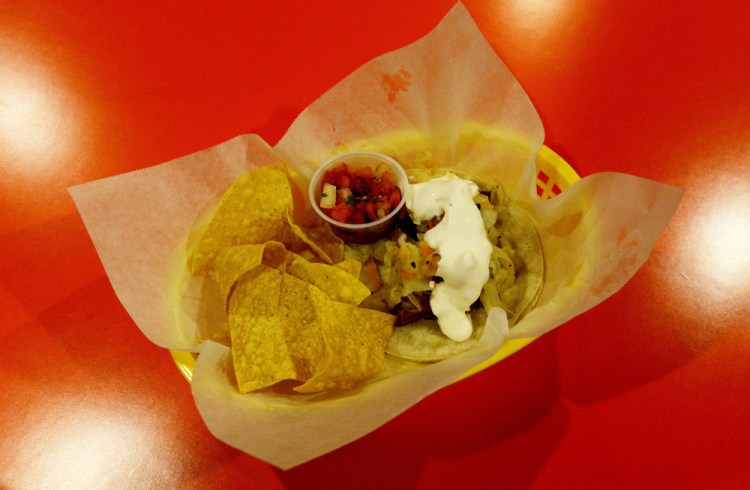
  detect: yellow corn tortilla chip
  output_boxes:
[188,163,294,274]
[286,214,338,264]
[228,270,394,394]
[228,266,313,392]
[211,242,287,304]
[294,299,395,393]
[334,259,363,278]
[285,252,372,306]
[188,163,341,274]
[295,220,345,264]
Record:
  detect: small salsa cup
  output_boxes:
[308,151,409,243]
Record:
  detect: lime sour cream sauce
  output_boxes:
[405,174,493,342]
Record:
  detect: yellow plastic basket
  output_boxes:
[170,143,580,383]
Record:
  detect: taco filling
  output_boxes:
[345,168,544,362]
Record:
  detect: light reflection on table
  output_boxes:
[0,34,86,178]
[8,399,177,488]
[670,168,750,310]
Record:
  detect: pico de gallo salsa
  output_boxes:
[318,162,402,225]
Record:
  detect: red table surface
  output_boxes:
[2,1,749,488]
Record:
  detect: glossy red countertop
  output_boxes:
[1,1,748,488]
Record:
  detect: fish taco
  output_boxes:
[346,167,544,362]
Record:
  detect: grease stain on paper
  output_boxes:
[547,211,583,237]
[380,69,412,103]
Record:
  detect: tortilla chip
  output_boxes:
[294,298,395,393]
[188,163,294,274]
[211,242,287,303]
[334,259,363,278]
[228,266,307,392]
[286,214,337,264]
[285,252,372,306]
[229,271,394,394]
[290,219,345,264]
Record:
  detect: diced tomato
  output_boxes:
[321,163,349,186]
[328,204,353,223]
[419,241,435,258]
[364,202,378,222]
[320,163,402,224]
[351,178,370,197]
[352,166,373,179]
[388,188,402,208]
[419,240,440,271]
[350,209,366,224]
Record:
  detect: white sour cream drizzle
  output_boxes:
[405,174,492,342]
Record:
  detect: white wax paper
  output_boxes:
[69,2,682,469]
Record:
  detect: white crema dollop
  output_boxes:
[405,174,492,342]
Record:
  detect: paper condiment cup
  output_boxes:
[308,151,408,243]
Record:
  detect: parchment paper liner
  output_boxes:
[69,3,683,469]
